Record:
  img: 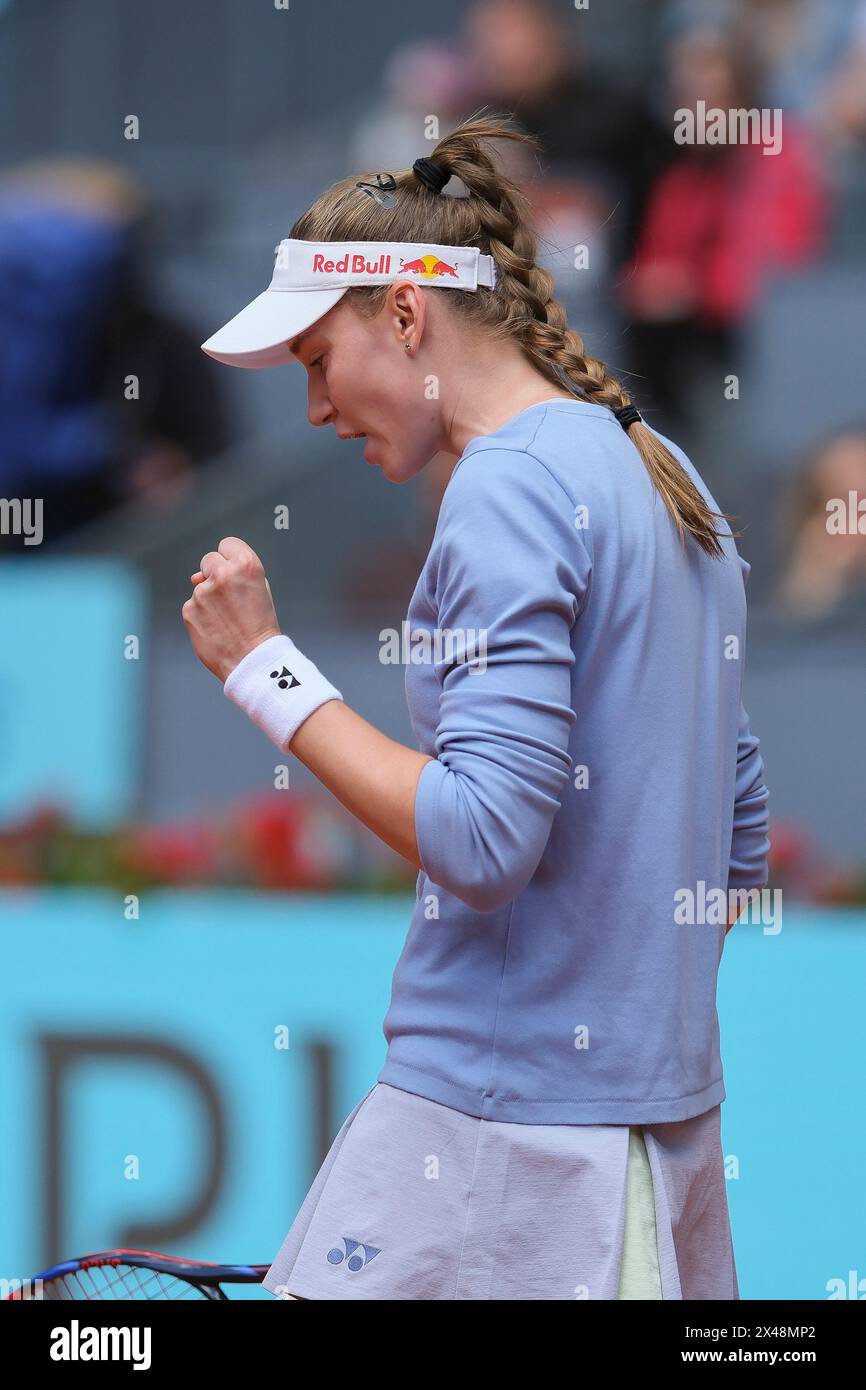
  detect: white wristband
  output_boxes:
[223,634,343,751]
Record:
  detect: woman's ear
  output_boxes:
[391,281,424,345]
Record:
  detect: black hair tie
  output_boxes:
[614,403,642,431]
[413,157,450,194]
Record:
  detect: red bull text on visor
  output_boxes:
[310,251,459,278]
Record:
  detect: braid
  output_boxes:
[442,123,731,558]
[517,271,733,556]
[293,110,734,558]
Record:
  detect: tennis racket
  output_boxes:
[8,1249,270,1300]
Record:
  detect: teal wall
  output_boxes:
[0,562,144,826]
[0,891,863,1300]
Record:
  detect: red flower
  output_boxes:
[229,793,346,891]
[123,822,218,884]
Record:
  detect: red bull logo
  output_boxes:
[307,249,461,279]
[311,252,393,275]
[399,253,459,279]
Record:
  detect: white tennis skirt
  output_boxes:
[263,1081,738,1301]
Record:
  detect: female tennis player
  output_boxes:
[185,115,770,1301]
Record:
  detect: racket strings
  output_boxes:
[45,1263,209,1300]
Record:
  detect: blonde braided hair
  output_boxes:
[292,111,730,558]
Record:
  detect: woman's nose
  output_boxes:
[307,390,334,429]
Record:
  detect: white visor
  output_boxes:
[201,238,498,369]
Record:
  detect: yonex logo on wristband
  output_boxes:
[224,635,342,749]
[270,665,301,690]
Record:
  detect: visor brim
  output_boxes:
[200,286,348,368]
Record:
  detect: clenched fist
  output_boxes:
[182,536,281,682]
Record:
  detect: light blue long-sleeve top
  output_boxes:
[377,397,770,1124]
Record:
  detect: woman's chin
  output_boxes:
[364,439,419,484]
[365,437,391,477]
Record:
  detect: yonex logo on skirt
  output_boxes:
[326,1237,381,1272]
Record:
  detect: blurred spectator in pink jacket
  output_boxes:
[620,24,828,435]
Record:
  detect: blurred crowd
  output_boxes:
[346,0,866,621]
[1,0,865,623]
[0,161,233,546]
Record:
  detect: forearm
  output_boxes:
[289,699,434,868]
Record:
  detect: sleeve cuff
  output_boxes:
[414,756,447,886]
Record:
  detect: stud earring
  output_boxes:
[404,341,412,352]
